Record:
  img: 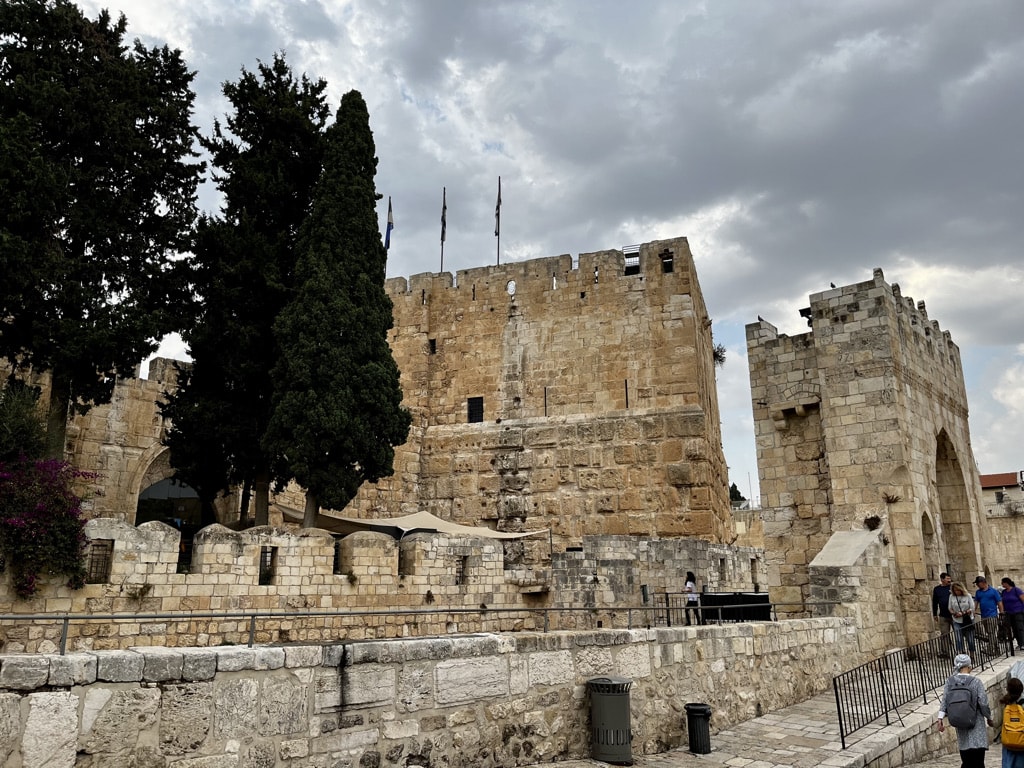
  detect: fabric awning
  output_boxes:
[278,507,547,540]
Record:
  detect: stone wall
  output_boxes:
[0,520,764,653]
[747,268,989,645]
[0,620,861,768]
[19,236,733,553]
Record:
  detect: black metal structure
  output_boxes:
[832,616,1014,749]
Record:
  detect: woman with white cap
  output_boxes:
[937,653,993,768]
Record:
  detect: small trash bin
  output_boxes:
[685,702,712,754]
[587,676,633,765]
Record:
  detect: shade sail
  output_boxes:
[278,507,547,540]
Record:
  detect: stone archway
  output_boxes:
[935,429,980,581]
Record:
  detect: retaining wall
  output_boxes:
[0,619,860,767]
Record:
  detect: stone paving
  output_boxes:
[533,656,1017,768]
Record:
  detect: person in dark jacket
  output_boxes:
[1002,578,1024,651]
[934,572,954,635]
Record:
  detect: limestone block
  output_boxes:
[22,691,77,768]
[343,663,396,708]
[435,656,509,705]
[47,653,96,687]
[528,650,574,687]
[80,687,160,758]
[615,644,653,679]
[214,647,257,672]
[180,648,218,681]
[382,718,420,739]
[92,650,144,682]
[254,647,285,670]
[135,646,184,681]
[259,675,308,736]
[213,678,259,739]
[285,645,324,668]
[160,683,212,756]
[0,693,22,765]
[312,727,380,753]
[0,655,49,690]
[166,756,240,768]
[397,662,434,712]
[315,668,342,711]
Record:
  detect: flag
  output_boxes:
[494,176,501,237]
[384,196,394,251]
[441,187,447,243]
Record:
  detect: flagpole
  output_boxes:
[495,176,502,266]
[440,186,447,273]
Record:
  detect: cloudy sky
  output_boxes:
[82,0,1024,503]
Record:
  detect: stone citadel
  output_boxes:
[0,237,1011,767]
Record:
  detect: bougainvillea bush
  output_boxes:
[0,459,89,598]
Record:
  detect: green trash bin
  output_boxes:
[587,676,633,765]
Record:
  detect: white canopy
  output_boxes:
[279,507,547,540]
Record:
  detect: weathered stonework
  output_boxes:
[0,623,861,767]
[0,518,763,653]
[748,269,989,645]
[24,237,731,551]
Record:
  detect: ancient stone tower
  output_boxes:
[56,236,734,552]
[747,268,988,643]
[343,236,734,546]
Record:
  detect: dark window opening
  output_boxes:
[398,546,410,577]
[454,555,468,586]
[660,249,674,273]
[624,245,641,276]
[333,539,345,574]
[467,396,484,423]
[259,546,277,585]
[580,291,586,299]
[86,539,114,584]
[421,289,426,305]
[996,491,1005,503]
[428,338,437,354]
[176,539,193,574]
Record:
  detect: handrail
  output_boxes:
[0,599,839,655]
[832,616,1015,749]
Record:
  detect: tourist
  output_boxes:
[975,576,1003,654]
[999,677,1024,768]
[936,654,992,768]
[950,582,977,654]
[684,571,700,626]
[1001,578,1024,651]
[935,572,955,646]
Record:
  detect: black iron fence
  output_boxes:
[655,591,789,626]
[0,597,838,655]
[832,616,1014,749]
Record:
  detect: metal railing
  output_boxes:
[832,616,1014,749]
[0,598,837,655]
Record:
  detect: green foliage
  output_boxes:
[0,380,45,462]
[0,458,89,598]
[264,91,411,517]
[163,55,330,523]
[0,0,202,456]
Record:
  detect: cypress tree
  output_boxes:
[266,90,411,527]
[162,56,330,525]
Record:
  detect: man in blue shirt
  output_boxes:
[974,575,1002,654]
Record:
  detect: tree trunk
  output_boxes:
[302,490,319,529]
[254,471,270,527]
[239,478,252,525]
[44,368,71,460]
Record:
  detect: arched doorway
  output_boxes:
[935,429,980,580]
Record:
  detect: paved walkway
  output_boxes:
[534,655,1016,768]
